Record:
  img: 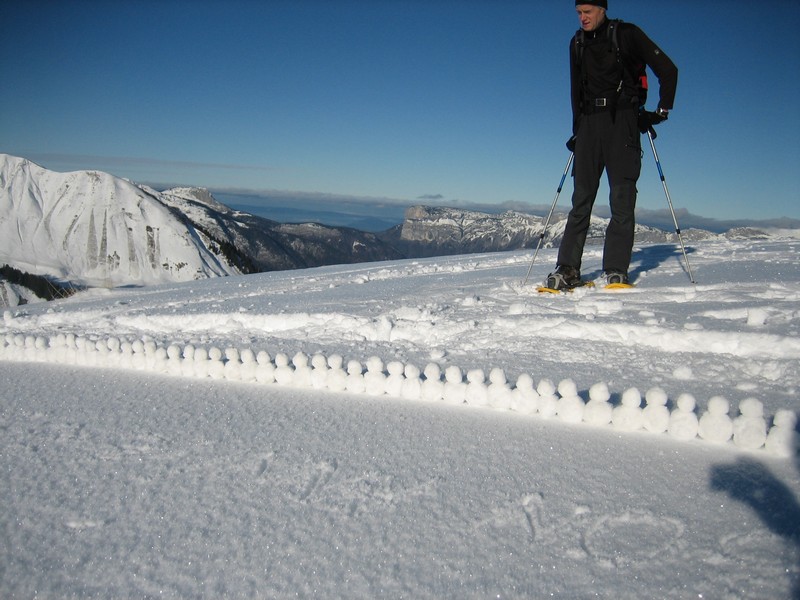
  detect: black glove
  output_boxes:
[638,110,667,134]
[566,135,577,152]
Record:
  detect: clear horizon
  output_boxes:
[2,1,798,222]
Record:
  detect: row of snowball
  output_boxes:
[1,332,796,458]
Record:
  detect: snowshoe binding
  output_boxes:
[538,265,590,294]
[605,271,634,290]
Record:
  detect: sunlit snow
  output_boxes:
[2,238,799,598]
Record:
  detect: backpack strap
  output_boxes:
[574,29,585,65]
[574,19,647,115]
[608,19,624,97]
[574,19,623,118]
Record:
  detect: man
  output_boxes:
[545,0,678,290]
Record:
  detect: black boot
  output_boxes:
[545,265,581,290]
[605,271,629,285]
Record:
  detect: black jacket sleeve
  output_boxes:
[622,23,678,110]
[569,37,581,134]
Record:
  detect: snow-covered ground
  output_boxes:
[2,239,799,598]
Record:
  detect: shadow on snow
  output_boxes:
[710,447,800,599]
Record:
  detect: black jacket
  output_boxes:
[570,19,678,128]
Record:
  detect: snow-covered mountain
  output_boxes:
[1,154,781,307]
[0,154,401,299]
[380,205,736,258]
[0,154,239,288]
[156,185,402,273]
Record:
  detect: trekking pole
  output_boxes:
[521,152,574,286]
[646,129,696,284]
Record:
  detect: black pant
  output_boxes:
[557,108,642,274]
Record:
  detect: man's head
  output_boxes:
[576,2,607,32]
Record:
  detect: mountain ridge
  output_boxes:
[0,153,781,306]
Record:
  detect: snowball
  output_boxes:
[668,395,699,441]
[536,380,559,419]
[537,379,556,396]
[292,352,313,387]
[404,363,421,379]
[773,409,797,429]
[421,363,444,401]
[489,368,507,386]
[364,357,387,395]
[387,361,405,376]
[515,373,534,391]
[346,360,366,394]
[401,364,422,400]
[385,362,405,398]
[621,387,642,408]
[327,354,343,370]
[443,366,467,405]
[589,382,610,402]
[733,399,767,450]
[326,358,347,392]
[311,353,327,370]
[465,369,489,407]
[366,356,384,373]
[292,352,309,368]
[467,369,485,384]
[557,379,579,398]
[583,398,613,427]
[488,369,513,410]
[612,398,644,432]
[445,365,463,384]
[274,353,294,385]
[511,374,539,415]
[738,398,764,418]
[676,393,696,413]
[311,354,330,389]
[707,396,730,416]
[645,387,668,406]
[556,395,585,424]
[698,397,733,444]
[765,410,799,458]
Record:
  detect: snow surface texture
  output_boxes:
[2,239,800,598]
[0,326,792,455]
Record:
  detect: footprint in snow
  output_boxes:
[581,510,686,568]
[295,459,338,502]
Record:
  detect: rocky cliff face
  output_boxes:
[157,186,403,273]
[378,205,697,258]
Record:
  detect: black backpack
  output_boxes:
[574,19,648,109]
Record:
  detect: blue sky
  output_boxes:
[2,0,798,224]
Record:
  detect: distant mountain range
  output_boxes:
[0,153,781,306]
